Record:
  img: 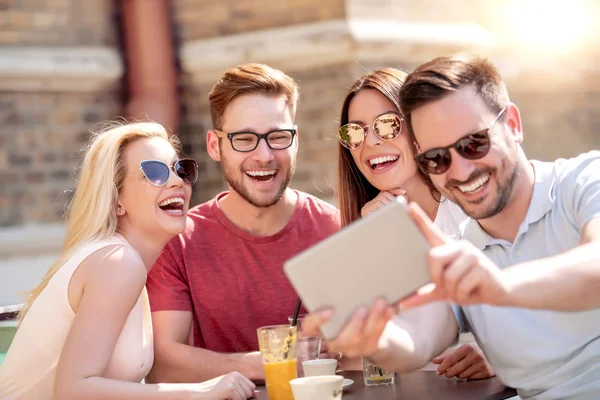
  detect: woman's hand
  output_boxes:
[361,189,407,218]
[192,372,257,399]
[432,344,495,380]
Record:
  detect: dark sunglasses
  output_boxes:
[139,158,198,186]
[414,108,506,175]
[337,113,404,150]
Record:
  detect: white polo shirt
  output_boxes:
[454,151,600,400]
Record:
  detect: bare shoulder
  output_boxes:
[80,244,147,293]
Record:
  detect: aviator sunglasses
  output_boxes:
[337,113,404,150]
[414,107,507,175]
[139,158,199,186]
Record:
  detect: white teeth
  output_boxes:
[246,170,276,177]
[458,175,490,193]
[158,197,185,207]
[369,155,399,166]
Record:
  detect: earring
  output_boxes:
[118,206,124,215]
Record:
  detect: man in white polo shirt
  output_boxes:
[303,54,600,400]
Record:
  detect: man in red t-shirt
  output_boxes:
[145,63,340,384]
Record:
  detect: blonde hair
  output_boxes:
[18,121,179,324]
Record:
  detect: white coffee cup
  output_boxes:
[290,375,344,400]
[302,358,337,377]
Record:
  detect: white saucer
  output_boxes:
[342,378,354,389]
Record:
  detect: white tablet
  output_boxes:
[284,197,431,340]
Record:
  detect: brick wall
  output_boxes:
[0,0,117,46]
[0,91,121,226]
[0,0,122,227]
[173,0,345,41]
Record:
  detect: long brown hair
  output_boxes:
[337,68,438,227]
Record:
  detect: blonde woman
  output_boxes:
[0,123,256,400]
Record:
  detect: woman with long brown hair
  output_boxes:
[335,68,494,380]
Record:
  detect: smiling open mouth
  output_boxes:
[246,170,277,182]
[458,174,490,194]
[369,155,399,170]
[158,197,185,213]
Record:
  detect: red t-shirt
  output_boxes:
[147,190,340,353]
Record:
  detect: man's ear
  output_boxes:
[505,103,523,144]
[206,130,221,162]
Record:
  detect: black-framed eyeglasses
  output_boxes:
[138,158,199,186]
[414,107,507,175]
[214,127,297,152]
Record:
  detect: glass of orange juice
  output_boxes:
[257,324,298,400]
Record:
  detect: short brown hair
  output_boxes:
[208,63,299,129]
[337,68,439,227]
[400,53,510,145]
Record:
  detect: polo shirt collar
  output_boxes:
[462,160,556,250]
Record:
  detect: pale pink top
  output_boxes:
[0,234,154,399]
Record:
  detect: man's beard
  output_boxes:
[220,155,296,208]
[444,161,519,220]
